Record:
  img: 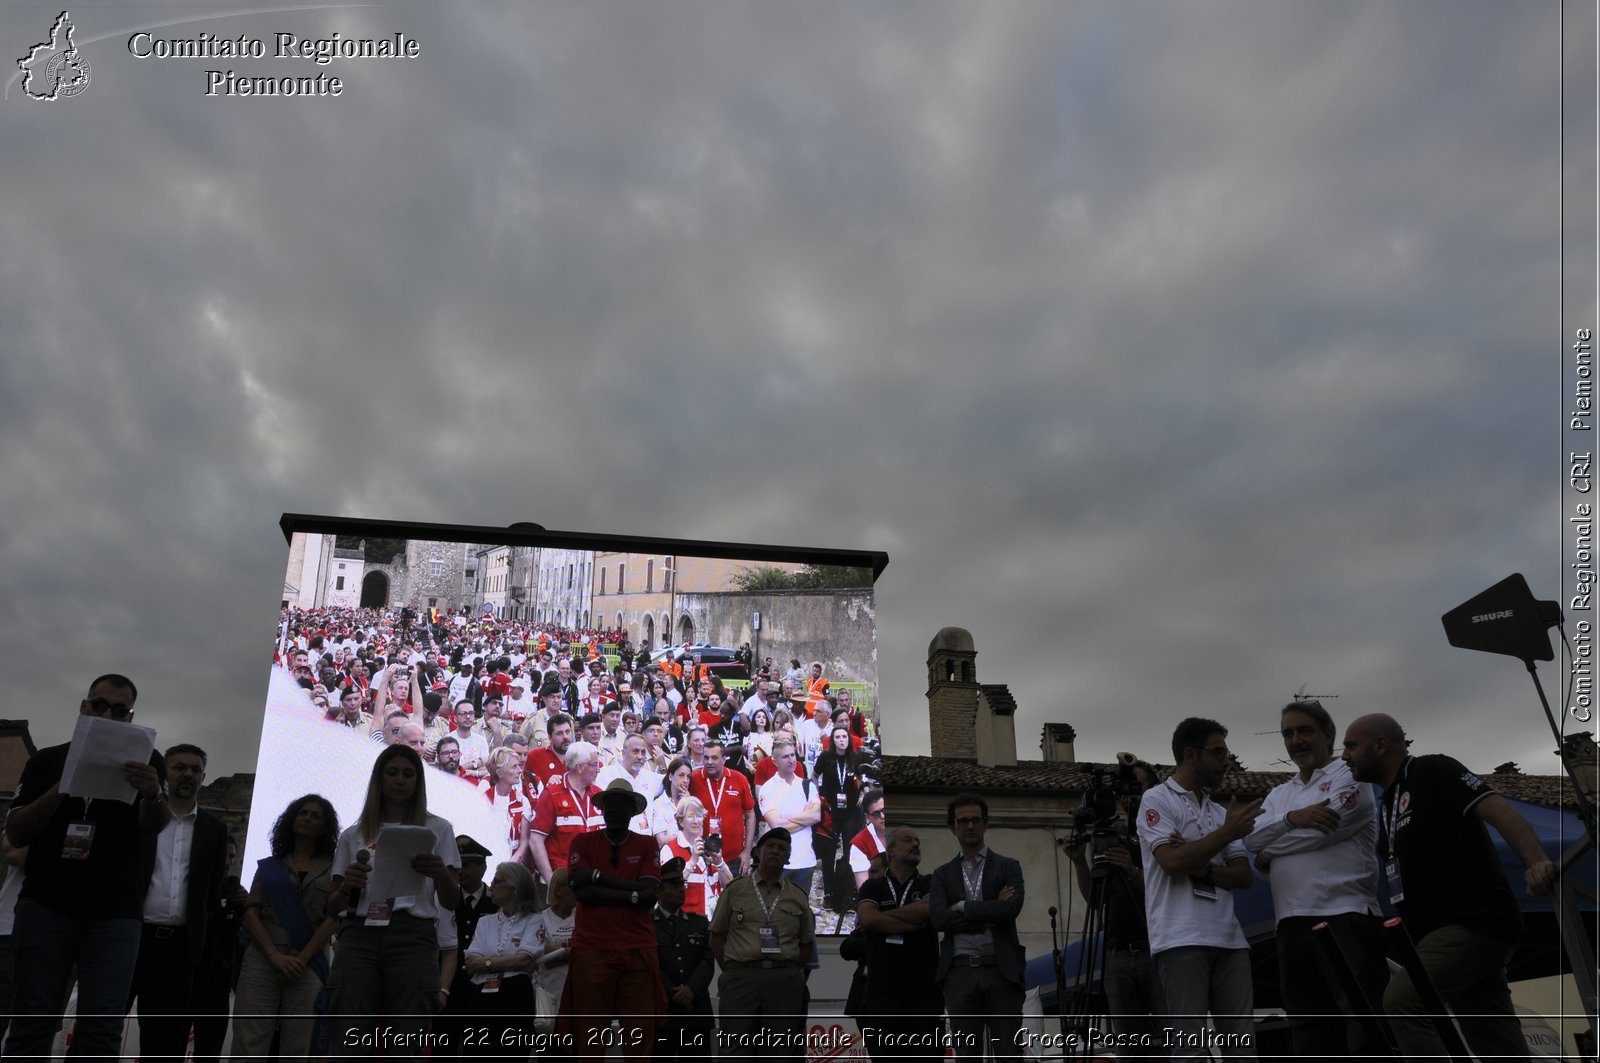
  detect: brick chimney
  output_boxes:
[975,685,1018,768]
[1041,722,1077,764]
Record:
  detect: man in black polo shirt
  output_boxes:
[1343,713,1556,1060]
[3,674,171,1062]
[1065,761,1168,1053]
[856,826,942,1062]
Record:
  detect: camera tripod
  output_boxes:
[1055,817,1139,1055]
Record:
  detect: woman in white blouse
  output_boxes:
[743,707,775,762]
[326,745,461,1058]
[462,861,541,1048]
[648,758,694,847]
[531,867,577,1032]
[477,747,532,867]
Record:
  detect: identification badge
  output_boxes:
[708,817,721,833]
[1189,876,1218,901]
[364,899,394,927]
[758,925,782,955]
[885,934,904,945]
[482,974,502,994]
[1385,857,1404,904]
[62,822,95,861]
[835,796,848,809]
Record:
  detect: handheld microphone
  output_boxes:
[346,849,371,915]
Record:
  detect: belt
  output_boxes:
[954,954,996,967]
[339,909,434,931]
[142,923,185,940]
[1105,943,1147,954]
[723,959,798,969]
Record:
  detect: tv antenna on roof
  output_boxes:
[1255,688,1341,740]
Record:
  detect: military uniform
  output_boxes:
[438,884,497,1057]
[653,904,715,1061]
[709,874,813,1063]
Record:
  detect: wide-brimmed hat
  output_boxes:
[598,777,648,815]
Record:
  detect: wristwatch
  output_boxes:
[630,890,640,906]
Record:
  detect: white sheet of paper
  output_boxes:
[59,715,157,803]
[369,824,437,901]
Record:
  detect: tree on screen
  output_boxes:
[729,565,872,591]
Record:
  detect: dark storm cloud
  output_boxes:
[0,0,1581,777]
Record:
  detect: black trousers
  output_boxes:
[128,923,197,1061]
[464,975,535,1058]
[1277,912,1393,1057]
[189,970,232,1063]
[860,991,944,1063]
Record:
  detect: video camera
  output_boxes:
[1069,753,1144,873]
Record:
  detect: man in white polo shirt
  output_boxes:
[758,738,822,897]
[1136,717,1263,1062]
[598,733,664,831]
[1245,700,1387,1057]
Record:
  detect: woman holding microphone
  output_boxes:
[326,745,461,1057]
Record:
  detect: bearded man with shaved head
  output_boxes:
[1341,712,1557,1061]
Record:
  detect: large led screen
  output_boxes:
[250,517,885,932]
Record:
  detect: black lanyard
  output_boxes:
[1379,757,1412,861]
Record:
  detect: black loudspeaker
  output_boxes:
[1440,573,1559,663]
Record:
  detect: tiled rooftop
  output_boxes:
[881,756,1587,810]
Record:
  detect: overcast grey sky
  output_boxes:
[3,0,1594,781]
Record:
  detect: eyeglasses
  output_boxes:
[954,816,985,826]
[1200,746,1231,760]
[866,808,885,818]
[84,697,134,720]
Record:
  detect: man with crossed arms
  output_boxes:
[929,792,1026,1063]
[1245,700,1387,1058]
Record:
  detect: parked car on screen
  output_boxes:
[649,644,750,682]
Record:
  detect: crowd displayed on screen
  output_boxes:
[279,605,885,922]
